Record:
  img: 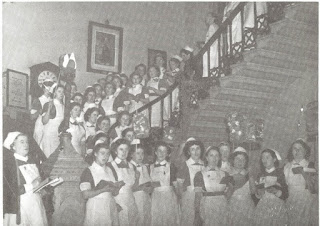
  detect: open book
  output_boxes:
[33,177,64,193]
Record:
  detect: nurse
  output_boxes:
[3,132,48,226]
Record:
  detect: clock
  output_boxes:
[30,62,59,99]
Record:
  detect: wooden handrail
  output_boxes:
[131,82,179,115]
[108,81,179,132]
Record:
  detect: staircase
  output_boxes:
[185,2,318,152]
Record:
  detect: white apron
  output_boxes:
[4,162,48,226]
[200,169,228,226]
[180,160,204,226]
[132,163,152,226]
[83,163,119,226]
[253,175,288,226]
[40,99,64,158]
[228,179,254,226]
[150,162,180,226]
[111,161,139,226]
[284,161,314,226]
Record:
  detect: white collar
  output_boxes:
[293,159,308,167]
[155,160,167,165]
[172,68,180,72]
[85,121,95,127]
[14,153,28,162]
[92,161,105,170]
[115,157,126,164]
[186,157,203,165]
[70,117,77,123]
[265,167,276,173]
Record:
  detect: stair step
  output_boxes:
[243,48,317,69]
[206,102,266,114]
[257,38,317,60]
[214,92,276,106]
[258,33,318,51]
[271,18,318,40]
[232,62,306,80]
[219,87,279,99]
[249,55,317,72]
[221,75,285,89]
[222,80,281,93]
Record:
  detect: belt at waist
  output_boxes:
[203,191,225,196]
[154,186,173,192]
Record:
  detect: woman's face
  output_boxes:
[55,87,65,100]
[292,143,306,162]
[13,135,29,157]
[155,56,164,67]
[99,119,110,133]
[113,77,122,89]
[169,60,179,71]
[98,79,106,89]
[116,144,129,160]
[120,76,128,86]
[234,154,246,170]
[181,52,190,61]
[149,67,159,79]
[206,149,220,167]
[74,95,83,105]
[95,85,102,97]
[219,145,230,162]
[137,66,146,76]
[106,75,114,82]
[70,105,81,119]
[120,114,130,127]
[132,148,144,164]
[95,148,110,166]
[86,91,96,103]
[105,83,115,96]
[155,145,168,162]
[89,110,99,124]
[261,152,275,169]
[132,75,142,85]
[124,131,135,142]
[189,144,202,161]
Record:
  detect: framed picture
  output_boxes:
[5,69,29,110]
[87,21,123,74]
[148,49,167,69]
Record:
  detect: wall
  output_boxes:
[3,2,215,92]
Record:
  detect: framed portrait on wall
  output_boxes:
[87,21,123,74]
[148,49,167,69]
[4,69,29,110]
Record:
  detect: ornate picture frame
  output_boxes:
[5,69,29,110]
[87,21,123,74]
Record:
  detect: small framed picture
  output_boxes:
[148,49,167,69]
[5,69,29,110]
[87,21,123,74]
